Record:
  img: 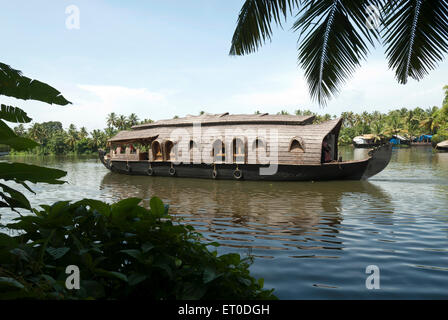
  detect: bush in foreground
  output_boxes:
[0,197,276,300]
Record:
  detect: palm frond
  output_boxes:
[0,62,72,105]
[229,0,300,56]
[294,0,381,105]
[382,0,448,84]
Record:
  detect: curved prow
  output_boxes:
[98,149,111,170]
[362,143,393,179]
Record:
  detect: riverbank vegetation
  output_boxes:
[0,197,275,299]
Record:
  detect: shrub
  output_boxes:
[0,197,276,300]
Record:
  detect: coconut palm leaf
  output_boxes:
[0,63,71,106]
[293,0,381,105]
[382,0,448,84]
[229,0,300,55]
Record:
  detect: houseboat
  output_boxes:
[99,113,392,181]
[352,134,385,148]
[435,140,448,152]
[389,134,411,146]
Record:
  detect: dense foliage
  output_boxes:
[0,197,275,300]
[11,113,154,155]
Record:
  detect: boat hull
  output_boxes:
[99,144,392,181]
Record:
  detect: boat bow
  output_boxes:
[362,143,393,179]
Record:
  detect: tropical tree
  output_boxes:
[128,113,139,127]
[230,0,448,105]
[116,115,129,130]
[79,126,88,139]
[65,124,79,151]
[106,112,117,129]
[90,129,105,151]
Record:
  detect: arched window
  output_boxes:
[252,139,265,151]
[164,141,175,161]
[232,138,245,163]
[152,141,163,161]
[289,138,304,153]
[189,140,200,163]
[212,139,225,163]
[252,138,267,164]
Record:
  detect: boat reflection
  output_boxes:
[100,173,392,256]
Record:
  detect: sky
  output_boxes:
[1,0,448,132]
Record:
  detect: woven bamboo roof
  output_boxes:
[131,113,315,130]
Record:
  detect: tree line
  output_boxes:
[11,113,153,155]
[9,86,448,155]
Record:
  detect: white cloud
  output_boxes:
[21,84,170,132]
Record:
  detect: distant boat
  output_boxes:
[411,134,432,146]
[435,140,448,152]
[99,113,392,181]
[389,134,410,146]
[353,134,385,148]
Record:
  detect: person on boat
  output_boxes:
[322,140,332,163]
[129,144,136,154]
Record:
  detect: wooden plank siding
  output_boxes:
[108,114,342,166]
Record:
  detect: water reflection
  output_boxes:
[101,173,392,255]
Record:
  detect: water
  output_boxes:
[1,146,448,299]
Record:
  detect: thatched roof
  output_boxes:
[108,117,343,165]
[437,140,448,148]
[131,113,315,130]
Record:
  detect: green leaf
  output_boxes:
[0,62,71,105]
[9,248,29,262]
[94,269,128,282]
[141,242,154,253]
[128,273,147,286]
[0,277,25,289]
[149,197,165,216]
[120,249,143,262]
[293,0,379,105]
[203,267,221,284]
[0,182,32,210]
[0,104,32,123]
[111,198,141,216]
[229,0,300,56]
[71,199,111,216]
[46,247,70,260]
[0,162,66,184]
[382,0,448,84]
[0,119,39,150]
[238,277,252,286]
